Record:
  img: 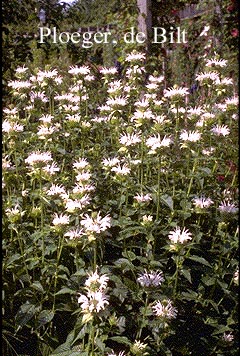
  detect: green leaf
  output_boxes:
[110,336,132,346]
[160,194,174,211]
[114,258,134,271]
[31,281,44,293]
[55,288,76,296]
[51,331,75,354]
[5,253,21,267]
[37,310,54,328]
[188,255,212,268]
[15,302,39,327]
[180,268,192,283]
[122,250,136,261]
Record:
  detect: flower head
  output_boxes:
[134,193,152,203]
[80,212,111,235]
[192,196,214,209]
[218,201,238,214]
[168,227,192,244]
[211,124,230,136]
[85,271,109,292]
[222,332,234,342]
[52,213,70,226]
[137,270,164,288]
[163,86,189,99]
[119,132,141,146]
[78,290,109,313]
[111,164,131,175]
[152,299,177,319]
[180,130,201,142]
[125,51,146,62]
[25,151,53,167]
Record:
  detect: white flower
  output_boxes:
[80,212,111,234]
[25,151,53,166]
[163,86,189,98]
[215,77,233,86]
[125,51,146,62]
[202,112,215,120]
[85,271,109,291]
[68,65,90,75]
[106,97,127,107]
[39,114,54,123]
[168,227,192,244]
[64,228,84,239]
[65,199,85,212]
[180,130,201,142]
[211,124,230,136]
[137,270,164,288]
[131,109,154,121]
[119,132,141,146]
[78,290,109,313]
[2,120,24,134]
[202,147,215,156]
[142,215,153,224]
[30,91,48,102]
[37,125,56,138]
[134,193,152,203]
[73,183,95,194]
[132,340,148,353]
[153,115,167,125]
[222,332,234,342]
[148,75,164,83]
[134,99,149,108]
[46,184,67,197]
[195,71,219,83]
[218,201,238,214]
[146,134,172,151]
[146,83,158,91]
[111,164,131,175]
[188,106,203,116]
[43,162,60,175]
[108,351,126,356]
[152,299,177,319]
[205,58,227,67]
[225,96,238,106]
[76,171,91,182]
[192,196,214,209]
[15,65,28,73]
[100,67,118,75]
[98,104,112,112]
[37,69,58,79]
[102,157,120,168]
[52,213,70,226]
[3,108,19,117]
[73,158,89,170]
[8,80,32,90]
[107,80,122,94]
[199,25,210,36]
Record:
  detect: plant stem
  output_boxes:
[187,156,198,197]
[136,292,149,340]
[39,169,45,264]
[156,155,161,220]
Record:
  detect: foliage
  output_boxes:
[2,38,239,356]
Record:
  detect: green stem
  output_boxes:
[187,156,198,197]
[156,155,161,221]
[39,169,45,264]
[93,240,97,272]
[52,233,65,312]
[173,254,180,298]
[136,292,149,340]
